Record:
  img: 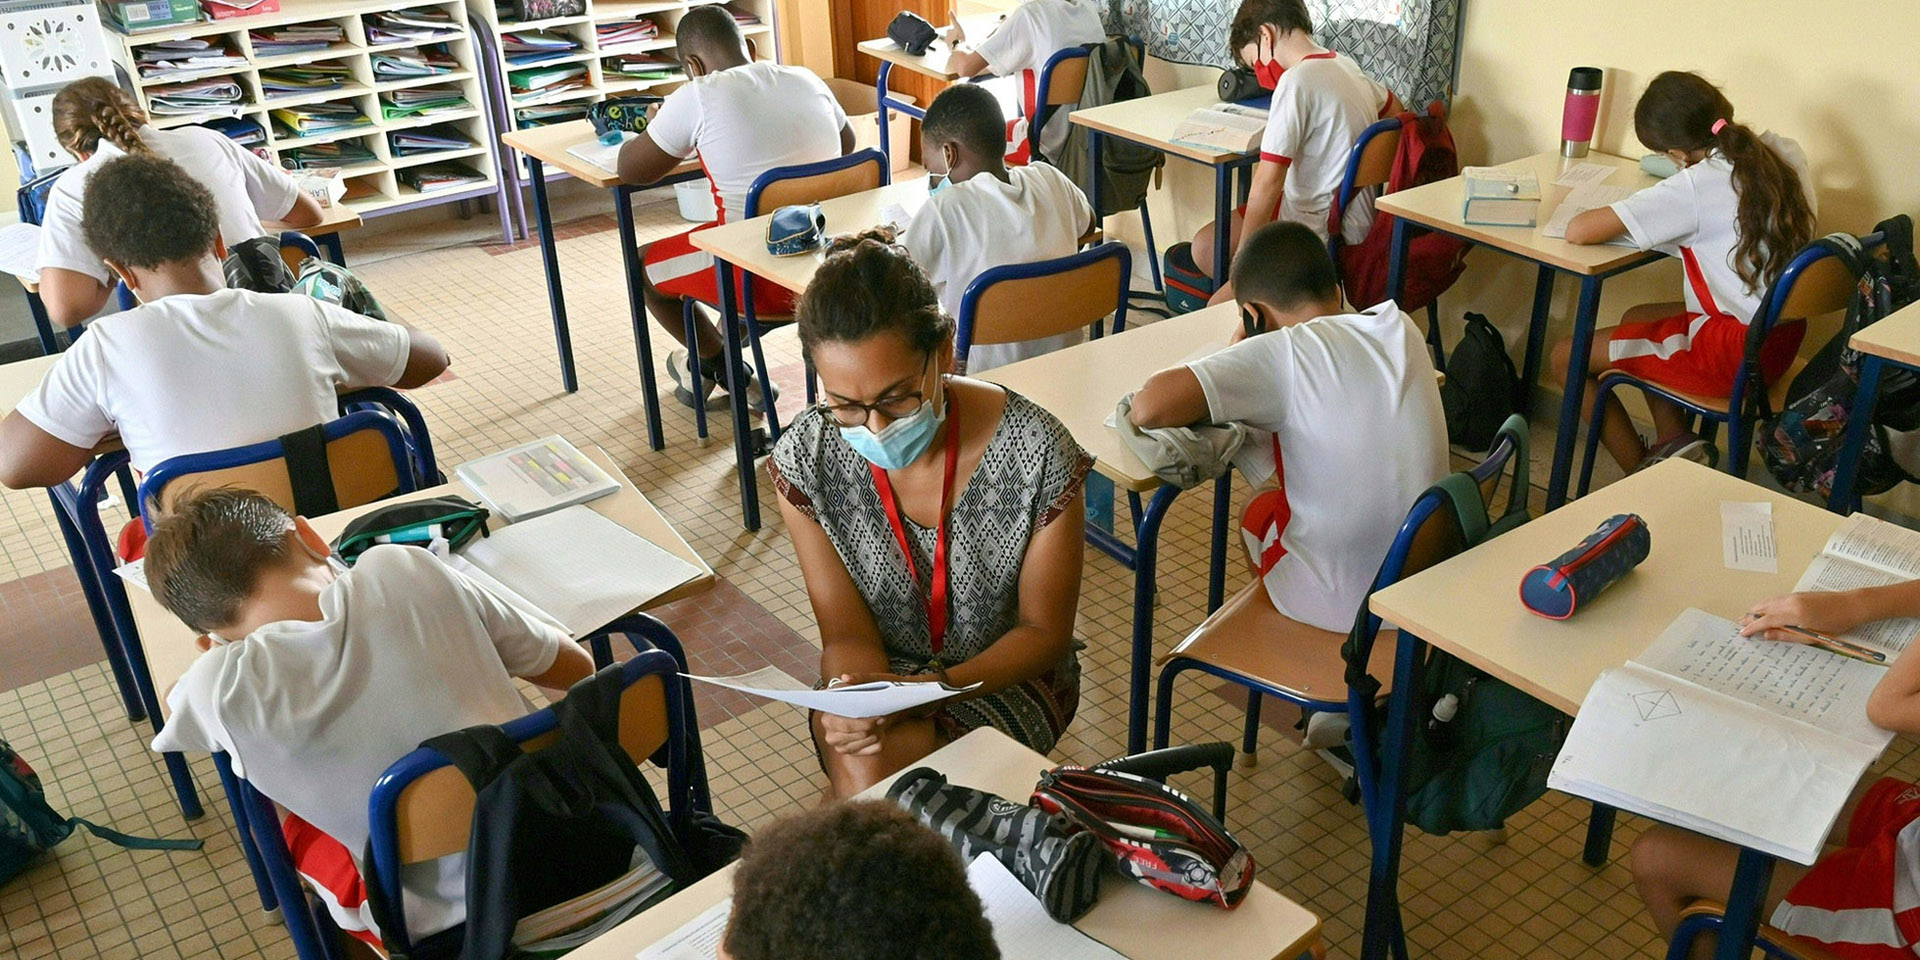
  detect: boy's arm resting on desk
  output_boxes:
[1239,159,1288,254]
[615,133,686,187]
[0,412,93,489]
[442,552,594,693]
[1565,205,1628,245]
[618,96,691,186]
[38,267,111,329]
[1129,366,1211,429]
[274,191,325,231]
[394,328,450,389]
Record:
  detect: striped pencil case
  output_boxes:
[887,767,1106,922]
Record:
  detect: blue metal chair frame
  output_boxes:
[1331,116,1447,371]
[1666,905,1838,960]
[135,409,418,528]
[366,637,694,957]
[337,386,444,487]
[954,241,1132,367]
[1575,234,1883,497]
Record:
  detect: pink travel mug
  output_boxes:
[1561,67,1603,158]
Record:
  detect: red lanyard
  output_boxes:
[868,401,961,656]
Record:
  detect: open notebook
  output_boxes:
[1549,607,1894,863]
[1793,513,1920,657]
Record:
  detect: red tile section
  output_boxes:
[485,213,621,255]
[0,565,116,694]
[598,579,817,731]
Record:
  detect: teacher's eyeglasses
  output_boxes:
[817,354,934,428]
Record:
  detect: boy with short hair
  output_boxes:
[947,0,1107,164]
[1189,0,1399,301]
[899,83,1095,372]
[145,487,595,949]
[618,5,854,412]
[1130,221,1446,634]
[721,800,1000,960]
[0,154,447,491]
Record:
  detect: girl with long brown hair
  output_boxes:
[36,77,323,327]
[1551,70,1817,473]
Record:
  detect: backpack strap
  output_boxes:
[553,662,632,749]
[1752,233,1867,421]
[420,725,525,791]
[66,817,203,852]
[1873,214,1916,281]
[278,423,340,517]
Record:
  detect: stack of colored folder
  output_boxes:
[593,18,658,52]
[203,116,267,148]
[271,101,371,138]
[388,124,473,156]
[508,65,587,102]
[147,78,244,115]
[398,161,485,194]
[260,63,354,96]
[380,85,470,120]
[135,39,246,80]
[283,141,377,170]
[515,104,587,127]
[372,45,457,78]
[502,29,579,65]
[249,22,344,55]
[601,53,678,80]
[367,7,461,44]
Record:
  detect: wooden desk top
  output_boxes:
[0,353,59,417]
[686,180,930,294]
[564,728,1322,960]
[269,200,362,238]
[855,15,1004,83]
[1851,299,1920,369]
[981,305,1237,492]
[1369,458,1843,715]
[1068,85,1254,166]
[1375,150,1664,276]
[127,445,714,717]
[500,120,699,190]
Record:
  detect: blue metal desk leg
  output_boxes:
[1208,472,1229,611]
[714,259,761,532]
[1212,165,1233,286]
[1711,848,1775,960]
[526,156,579,394]
[25,290,59,355]
[1829,354,1884,513]
[1583,804,1616,866]
[613,186,666,452]
[1520,264,1557,416]
[317,232,346,266]
[47,494,143,721]
[1088,129,1103,216]
[1546,275,1604,510]
[877,63,892,162]
[1386,217,1409,305]
[214,752,280,918]
[1128,486,1182,755]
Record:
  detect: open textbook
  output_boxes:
[1549,607,1894,864]
[1168,102,1267,154]
[1793,513,1920,657]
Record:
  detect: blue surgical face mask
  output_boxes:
[839,387,947,471]
[929,173,951,196]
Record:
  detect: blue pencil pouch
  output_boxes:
[1520,513,1649,620]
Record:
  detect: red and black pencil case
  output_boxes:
[1520,512,1650,620]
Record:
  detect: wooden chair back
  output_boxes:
[146,420,405,520]
[963,244,1129,349]
[752,152,887,214]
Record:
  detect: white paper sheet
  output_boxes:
[1794,554,1920,656]
[113,557,149,593]
[1720,500,1778,573]
[566,130,635,175]
[633,898,730,960]
[0,222,41,282]
[1542,183,1637,239]
[453,505,703,639]
[967,854,1128,960]
[1552,161,1617,187]
[685,665,980,718]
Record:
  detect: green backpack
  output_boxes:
[1343,418,1570,835]
[2,737,202,886]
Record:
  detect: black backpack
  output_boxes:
[371,662,744,960]
[1438,313,1520,450]
[1759,216,1920,500]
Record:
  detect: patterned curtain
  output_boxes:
[1103,0,1463,107]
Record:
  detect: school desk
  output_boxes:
[1375,150,1662,510]
[1364,458,1849,960]
[563,727,1323,960]
[683,179,930,531]
[1827,299,1920,512]
[267,200,363,265]
[498,119,699,431]
[857,14,1005,163]
[1068,85,1260,284]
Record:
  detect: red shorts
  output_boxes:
[642,224,797,315]
[283,813,384,949]
[1771,778,1920,958]
[1606,311,1804,399]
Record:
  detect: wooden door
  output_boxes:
[833,0,947,159]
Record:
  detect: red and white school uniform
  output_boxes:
[638,61,847,313]
[1770,777,1920,959]
[973,0,1105,165]
[1256,52,1392,246]
[1605,131,1816,398]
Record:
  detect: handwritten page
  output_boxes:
[1794,554,1920,655]
[1542,183,1636,239]
[1634,608,1890,747]
[686,666,981,719]
[967,855,1128,960]
[1168,104,1267,154]
[633,898,730,960]
[1553,161,1616,187]
[1825,513,1920,578]
[0,222,41,282]
[1720,500,1778,573]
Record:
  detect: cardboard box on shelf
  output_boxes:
[103,0,201,32]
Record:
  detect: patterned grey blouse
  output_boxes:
[768,388,1094,752]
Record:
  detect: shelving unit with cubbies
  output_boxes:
[106,0,509,236]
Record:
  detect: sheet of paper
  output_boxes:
[1553,161,1616,187]
[633,897,730,960]
[685,665,981,719]
[1824,512,1920,579]
[1542,183,1636,239]
[1634,608,1891,747]
[456,505,703,639]
[1721,500,1778,573]
[0,222,41,282]
[1793,554,1920,655]
[113,557,149,593]
[1168,104,1266,153]
[1549,661,1879,864]
[565,130,634,175]
[967,854,1128,960]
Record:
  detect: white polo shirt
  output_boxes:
[36,124,301,284]
[1610,130,1816,323]
[643,61,849,222]
[1187,301,1447,631]
[1259,52,1391,245]
[14,288,412,474]
[899,162,1094,372]
[974,0,1106,161]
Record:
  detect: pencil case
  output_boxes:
[888,767,1105,922]
[766,204,825,257]
[1033,763,1254,910]
[1520,513,1649,619]
[332,495,490,566]
[586,96,660,138]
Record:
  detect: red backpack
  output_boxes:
[1331,102,1471,314]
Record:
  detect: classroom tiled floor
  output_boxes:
[7,182,1920,960]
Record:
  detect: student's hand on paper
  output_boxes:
[1740,591,1868,641]
[835,671,926,686]
[818,710,886,756]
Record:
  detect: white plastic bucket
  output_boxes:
[674,178,718,223]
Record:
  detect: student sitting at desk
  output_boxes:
[1189,0,1399,303]
[617,5,854,414]
[1633,580,1920,960]
[899,83,1096,373]
[1130,222,1444,741]
[0,156,447,554]
[945,0,1107,165]
[768,236,1091,799]
[36,77,323,328]
[1552,70,1816,473]
[142,488,595,951]
[721,801,1000,960]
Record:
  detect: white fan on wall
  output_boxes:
[0,0,115,176]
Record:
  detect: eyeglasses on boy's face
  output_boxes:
[817,353,934,429]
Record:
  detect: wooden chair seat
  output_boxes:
[1677,901,1847,960]
[1638,355,1807,417]
[1162,581,1396,705]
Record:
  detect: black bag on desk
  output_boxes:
[886,11,940,56]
